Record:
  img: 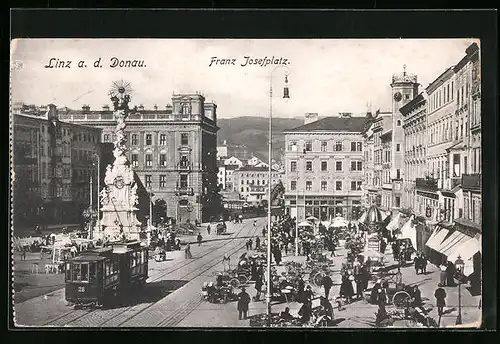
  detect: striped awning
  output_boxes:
[438,230,472,257]
[425,225,450,251]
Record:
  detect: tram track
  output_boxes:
[119,221,261,328]
[98,220,261,327]
[44,219,262,327]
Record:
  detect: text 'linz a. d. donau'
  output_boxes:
[44,57,146,69]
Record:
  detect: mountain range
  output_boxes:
[216,116,304,162]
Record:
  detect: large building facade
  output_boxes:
[283,114,366,222]
[232,166,282,206]
[56,93,219,223]
[400,93,427,213]
[13,104,102,226]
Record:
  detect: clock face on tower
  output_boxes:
[394,92,402,102]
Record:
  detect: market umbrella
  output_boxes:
[306,216,318,222]
[330,216,348,228]
[358,211,367,223]
[298,221,313,227]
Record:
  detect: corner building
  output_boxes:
[58,93,219,223]
[283,114,366,222]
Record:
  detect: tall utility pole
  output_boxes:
[93,153,100,238]
[267,65,291,327]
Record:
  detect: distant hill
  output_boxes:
[217,116,304,162]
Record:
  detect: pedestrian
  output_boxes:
[414,255,421,275]
[273,246,282,265]
[298,301,312,324]
[420,254,428,275]
[237,287,251,320]
[434,284,447,316]
[321,272,333,299]
[412,286,422,307]
[245,240,250,251]
[253,219,257,228]
[222,253,230,271]
[197,233,203,246]
[262,226,266,237]
[184,243,192,259]
[249,238,253,250]
[255,236,260,250]
[287,241,293,256]
[296,276,305,302]
[21,246,27,261]
[439,263,447,286]
[284,240,288,255]
[392,241,400,262]
[207,225,211,235]
[254,276,263,301]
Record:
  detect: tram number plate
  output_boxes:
[77,286,86,293]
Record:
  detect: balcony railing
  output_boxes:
[462,174,481,190]
[415,178,438,191]
[175,186,194,196]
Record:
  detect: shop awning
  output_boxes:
[447,236,481,277]
[399,218,417,250]
[447,237,481,263]
[386,213,401,232]
[438,230,472,257]
[425,225,450,251]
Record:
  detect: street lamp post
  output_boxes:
[93,153,100,239]
[455,255,465,325]
[149,187,153,231]
[267,65,290,326]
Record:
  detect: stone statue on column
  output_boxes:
[95,81,142,242]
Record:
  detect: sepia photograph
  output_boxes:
[10,38,483,329]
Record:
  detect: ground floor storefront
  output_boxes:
[285,195,363,222]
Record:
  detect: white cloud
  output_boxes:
[11,38,476,118]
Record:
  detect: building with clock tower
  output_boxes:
[390,66,419,210]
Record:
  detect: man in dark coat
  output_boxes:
[298,301,312,324]
[420,254,428,274]
[237,287,251,320]
[254,276,263,301]
[296,276,305,302]
[273,247,282,265]
[392,241,400,262]
[255,236,260,250]
[434,284,447,316]
[414,255,421,275]
[321,273,334,299]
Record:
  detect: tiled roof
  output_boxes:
[286,116,367,133]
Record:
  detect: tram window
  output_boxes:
[65,263,71,281]
[81,263,89,282]
[72,263,81,281]
[89,263,96,282]
[113,259,119,274]
[105,260,111,276]
[131,252,137,267]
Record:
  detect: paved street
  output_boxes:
[14,216,480,328]
[14,217,264,327]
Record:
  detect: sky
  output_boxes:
[10,39,477,119]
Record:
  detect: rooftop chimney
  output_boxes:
[102,104,110,111]
[82,105,91,112]
[154,104,158,111]
[304,113,319,125]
